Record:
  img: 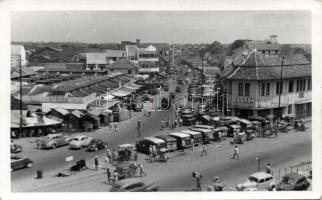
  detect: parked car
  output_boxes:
[110,177,158,192]
[11,155,33,171]
[236,172,276,191]
[277,173,310,191]
[38,133,71,149]
[86,139,108,152]
[10,140,22,153]
[135,137,167,154]
[69,135,92,149]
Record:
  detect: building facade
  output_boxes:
[223,49,311,120]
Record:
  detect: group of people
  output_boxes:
[148,144,158,162]
[160,117,183,130]
[128,161,147,177]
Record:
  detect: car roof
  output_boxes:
[180,130,202,136]
[143,137,166,144]
[169,132,190,138]
[155,135,177,142]
[193,125,214,129]
[73,135,87,139]
[250,172,273,179]
[190,128,212,133]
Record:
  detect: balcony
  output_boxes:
[231,91,311,109]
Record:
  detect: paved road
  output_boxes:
[11,80,183,182]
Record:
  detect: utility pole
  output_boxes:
[19,58,23,139]
[277,57,284,122]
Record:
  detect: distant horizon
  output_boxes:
[11,11,311,44]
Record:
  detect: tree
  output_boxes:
[229,39,246,51]
[204,41,224,55]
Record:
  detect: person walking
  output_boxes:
[152,145,157,158]
[128,109,132,119]
[200,144,207,156]
[266,163,272,174]
[232,145,239,160]
[149,145,153,162]
[138,163,147,177]
[179,117,183,127]
[105,155,110,168]
[106,166,111,184]
[94,156,99,170]
[191,138,195,151]
[114,122,118,132]
[181,140,186,152]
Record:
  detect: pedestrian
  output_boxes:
[149,145,153,162]
[266,163,272,174]
[134,151,138,161]
[106,166,111,184]
[181,140,186,152]
[127,109,131,119]
[94,155,99,170]
[111,170,118,184]
[109,122,113,132]
[173,118,177,129]
[105,155,110,167]
[166,118,170,128]
[160,120,165,130]
[179,117,183,127]
[152,145,157,157]
[138,163,147,177]
[106,149,111,160]
[114,122,118,132]
[191,138,195,151]
[200,144,207,156]
[232,145,239,160]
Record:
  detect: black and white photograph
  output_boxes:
[0,0,322,199]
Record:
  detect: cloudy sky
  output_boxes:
[11,11,311,44]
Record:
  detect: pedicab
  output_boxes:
[213,127,228,142]
[248,116,271,129]
[227,124,241,137]
[294,119,307,131]
[252,121,263,137]
[230,132,247,144]
[277,121,289,133]
[258,125,278,138]
[116,161,135,180]
[116,144,136,162]
[156,148,170,162]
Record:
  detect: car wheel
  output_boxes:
[26,162,33,168]
[52,144,56,149]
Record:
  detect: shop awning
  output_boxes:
[110,90,132,97]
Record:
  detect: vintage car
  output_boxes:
[155,135,178,151]
[11,155,33,171]
[135,137,167,154]
[110,177,158,192]
[168,132,192,149]
[236,172,276,191]
[180,130,203,146]
[37,133,71,149]
[189,128,214,143]
[277,173,310,191]
[69,135,92,149]
[86,139,108,152]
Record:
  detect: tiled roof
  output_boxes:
[86,53,107,64]
[108,59,140,69]
[223,49,311,80]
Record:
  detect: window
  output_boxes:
[245,83,250,96]
[259,179,265,184]
[261,83,265,96]
[276,82,283,94]
[296,79,306,92]
[266,83,270,96]
[288,80,294,93]
[307,78,311,90]
[288,105,292,114]
[238,83,244,96]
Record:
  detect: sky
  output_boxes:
[11,11,311,44]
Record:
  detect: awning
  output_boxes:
[103,94,114,101]
[110,90,132,97]
[125,83,142,90]
[11,117,62,128]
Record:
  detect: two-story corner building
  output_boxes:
[222,49,311,120]
[11,45,27,67]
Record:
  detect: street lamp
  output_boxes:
[256,157,261,172]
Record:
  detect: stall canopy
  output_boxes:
[110,90,132,97]
[125,83,142,90]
